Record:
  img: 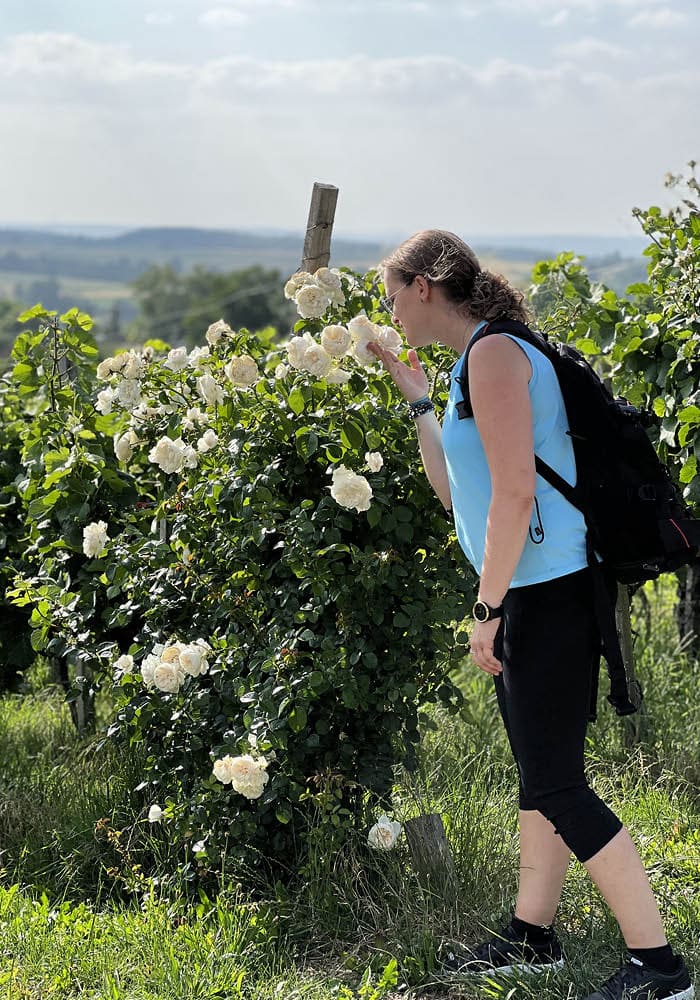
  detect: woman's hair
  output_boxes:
[382,229,530,323]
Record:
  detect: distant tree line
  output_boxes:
[127,265,295,348]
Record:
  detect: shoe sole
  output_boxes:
[664,989,694,1000]
[443,957,565,976]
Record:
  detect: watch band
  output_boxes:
[472,599,504,623]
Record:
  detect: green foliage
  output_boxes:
[529,164,700,508]
[3,271,471,883]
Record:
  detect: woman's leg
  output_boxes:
[496,569,667,949]
[584,827,666,947]
[515,809,571,926]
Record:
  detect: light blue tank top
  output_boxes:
[441,323,588,587]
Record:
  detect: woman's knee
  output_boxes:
[527,784,622,863]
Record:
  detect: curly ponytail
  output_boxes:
[382,229,530,324]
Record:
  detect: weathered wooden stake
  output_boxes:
[301,183,339,272]
[405,814,459,901]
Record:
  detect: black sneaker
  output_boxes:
[581,954,694,999]
[441,921,564,976]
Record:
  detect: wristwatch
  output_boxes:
[472,599,504,623]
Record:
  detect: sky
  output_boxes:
[0,0,697,239]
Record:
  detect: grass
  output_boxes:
[0,576,698,998]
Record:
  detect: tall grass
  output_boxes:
[0,575,698,998]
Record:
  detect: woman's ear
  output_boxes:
[415,274,430,302]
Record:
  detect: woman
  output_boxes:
[367,230,693,1000]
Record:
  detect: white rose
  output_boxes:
[368,815,402,850]
[148,804,163,823]
[284,271,313,300]
[348,315,380,344]
[315,268,345,306]
[141,652,159,688]
[153,661,181,693]
[184,407,209,430]
[110,354,128,373]
[164,347,189,372]
[213,755,236,784]
[82,520,109,557]
[314,267,342,293]
[96,387,115,415]
[197,373,225,407]
[113,654,134,676]
[205,319,234,346]
[114,432,134,464]
[352,338,380,366]
[225,354,258,387]
[188,345,210,367]
[148,436,187,475]
[275,362,290,379]
[179,645,208,677]
[320,325,351,359]
[365,451,384,473]
[116,378,143,411]
[303,342,333,379]
[197,429,219,453]
[325,367,352,385]
[295,283,331,319]
[182,445,199,469]
[97,358,114,380]
[329,465,373,513]
[123,352,147,379]
[286,336,310,370]
[229,755,269,800]
[377,325,404,353]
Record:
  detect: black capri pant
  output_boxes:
[492,566,623,863]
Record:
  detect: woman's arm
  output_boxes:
[367,343,452,513]
[469,335,535,663]
[413,409,452,512]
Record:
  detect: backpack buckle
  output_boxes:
[638,484,657,501]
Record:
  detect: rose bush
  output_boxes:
[5,268,471,880]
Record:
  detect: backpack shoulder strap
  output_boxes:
[455,318,548,420]
[455,318,584,514]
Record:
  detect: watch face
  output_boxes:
[473,601,488,622]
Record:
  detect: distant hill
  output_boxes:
[0,227,389,285]
[0,226,648,337]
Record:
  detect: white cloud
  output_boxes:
[628,7,687,27]
[199,8,250,26]
[556,36,630,59]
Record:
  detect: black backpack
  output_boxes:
[456,318,700,715]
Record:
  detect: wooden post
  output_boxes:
[405,814,459,902]
[301,183,338,272]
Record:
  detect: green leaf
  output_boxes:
[652,397,666,418]
[575,338,599,356]
[288,389,306,415]
[288,706,307,733]
[366,504,382,528]
[295,428,319,459]
[12,362,36,385]
[680,455,697,485]
[678,406,700,425]
[17,304,55,323]
[340,420,364,451]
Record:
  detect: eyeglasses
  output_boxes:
[380,278,413,314]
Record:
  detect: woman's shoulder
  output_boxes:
[469,330,533,383]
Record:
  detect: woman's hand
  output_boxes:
[367,343,430,403]
[469,619,503,675]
